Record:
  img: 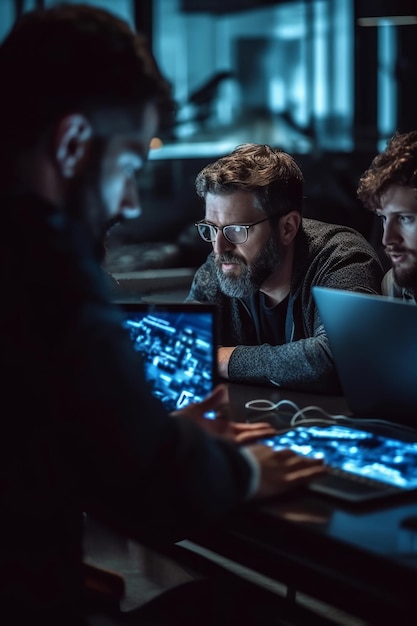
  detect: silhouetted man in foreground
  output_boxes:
[0,5,325,625]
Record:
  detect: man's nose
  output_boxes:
[213,229,235,254]
[382,219,400,247]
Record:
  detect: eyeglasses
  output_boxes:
[195,215,276,245]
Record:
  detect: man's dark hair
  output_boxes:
[0,3,175,154]
[195,143,304,216]
[357,131,417,211]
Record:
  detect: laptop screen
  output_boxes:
[312,286,417,425]
[119,302,218,413]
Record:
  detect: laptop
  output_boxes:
[260,423,417,504]
[261,285,417,504]
[119,301,218,413]
[312,286,417,427]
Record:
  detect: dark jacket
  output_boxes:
[186,218,384,394]
[0,194,252,623]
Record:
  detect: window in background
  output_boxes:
[0,0,135,39]
[377,19,397,151]
[152,0,354,158]
[356,2,417,152]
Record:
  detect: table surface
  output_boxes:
[181,381,417,624]
[85,381,417,624]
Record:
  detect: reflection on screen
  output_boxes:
[262,425,417,489]
[122,311,214,412]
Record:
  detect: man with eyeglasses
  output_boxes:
[188,143,384,393]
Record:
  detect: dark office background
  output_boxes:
[2,0,416,272]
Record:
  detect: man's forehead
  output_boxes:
[379,185,417,211]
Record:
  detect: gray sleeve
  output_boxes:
[228,319,339,394]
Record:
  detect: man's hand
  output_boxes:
[247,443,327,500]
[171,384,278,445]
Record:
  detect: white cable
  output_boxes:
[244,398,300,412]
[290,405,349,426]
[245,396,417,435]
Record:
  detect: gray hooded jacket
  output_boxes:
[186,218,384,394]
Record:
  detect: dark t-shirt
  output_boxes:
[244,292,289,345]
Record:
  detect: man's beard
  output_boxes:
[389,251,417,293]
[214,235,282,298]
[64,139,124,263]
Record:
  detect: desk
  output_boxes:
[225,381,351,424]
[173,382,417,625]
[84,383,417,625]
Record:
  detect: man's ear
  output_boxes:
[279,211,302,246]
[54,114,93,178]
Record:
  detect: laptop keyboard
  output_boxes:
[311,470,397,501]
